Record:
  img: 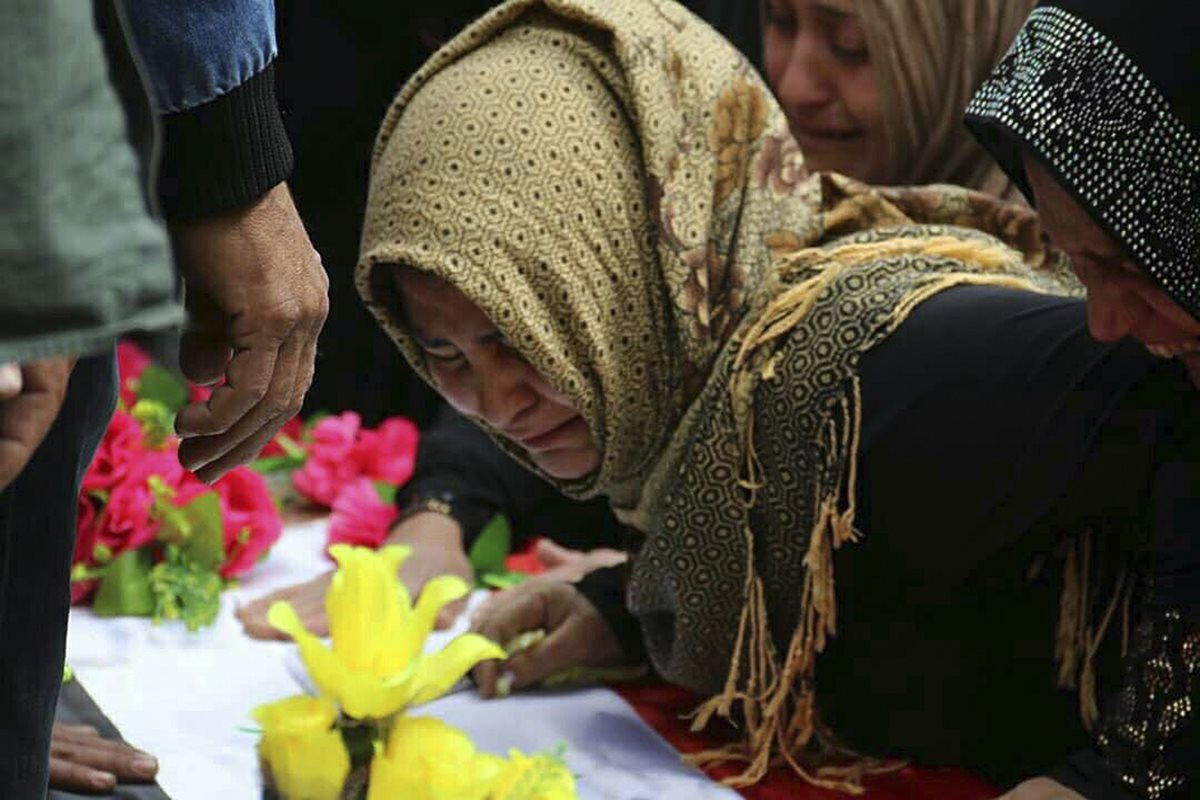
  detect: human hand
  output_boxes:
[48,723,157,794]
[238,512,472,639]
[170,182,328,483]
[995,777,1085,799]
[470,579,626,699]
[532,539,627,582]
[0,357,75,490]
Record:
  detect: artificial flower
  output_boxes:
[81,409,145,494]
[367,716,505,800]
[268,544,504,719]
[95,449,186,553]
[209,467,282,578]
[327,478,399,551]
[292,413,362,506]
[252,695,349,800]
[351,417,419,486]
[259,416,305,459]
[489,749,577,800]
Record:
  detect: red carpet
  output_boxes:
[614,683,1001,799]
[504,543,1000,798]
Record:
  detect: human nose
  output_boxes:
[475,353,537,431]
[775,35,835,110]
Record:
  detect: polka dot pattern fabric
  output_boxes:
[966,5,1200,319]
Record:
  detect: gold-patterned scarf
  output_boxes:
[856,0,1035,195]
[358,0,1078,789]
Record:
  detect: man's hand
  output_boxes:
[470,579,627,699]
[0,357,75,490]
[237,512,473,639]
[170,182,328,483]
[48,723,157,794]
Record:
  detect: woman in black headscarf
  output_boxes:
[967,3,1200,798]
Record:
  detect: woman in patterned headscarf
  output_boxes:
[763,0,1034,197]
[358,0,1198,794]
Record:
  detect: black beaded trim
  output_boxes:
[966,6,1200,320]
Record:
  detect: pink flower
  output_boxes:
[352,417,419,486]
[94,449,184,553]
[116,341,151,408]
[81,410,145,494]
[210,467,282,578]
[291,412,363,507]
[327,479,398,552]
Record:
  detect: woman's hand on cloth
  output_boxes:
[470,578,627,699]
[237,512,472,639]
[996,778,1085,799]
[48,723,157,794]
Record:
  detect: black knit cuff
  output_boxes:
[157,62,293,219]
[576,564,646,664]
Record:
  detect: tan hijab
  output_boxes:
[857,0,1035,194]
[359,0,1075,788]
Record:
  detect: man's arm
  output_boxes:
[121,0,329,483]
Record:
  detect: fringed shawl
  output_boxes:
[357,0,1081,789]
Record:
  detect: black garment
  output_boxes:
[965,0,1200,320]
[0,354,118,797]
[96,0,295,220]
[579,286,1199,791]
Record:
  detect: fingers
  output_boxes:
[237,573,332,640]
[49,723,157,793]
[434,597,468,630]
[0,363,23,399]
[178,290,232,386]
[177,315,310,482]
[503,617,592,691]
[0,358,74,490]
[535,539,578,567]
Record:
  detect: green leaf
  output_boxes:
[468,515,511,579]
[178,491,226,571]
[92,549,156,617]
[481,571,526,590]
[373,481,398,505]
[248,455,304,475]
[136,364,189,413]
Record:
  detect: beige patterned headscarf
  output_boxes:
[858,0,1035,194]
[359,0,1076,789]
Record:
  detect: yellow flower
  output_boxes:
[489,749,577,800]
[268,544,505,720]
[252,695,349,800]
[367,716,506,800]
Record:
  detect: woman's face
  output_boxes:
[762,0,885,182]
[394,268,601,480]
[1024,156,1200,363]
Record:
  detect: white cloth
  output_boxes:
[66,519,738,800]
